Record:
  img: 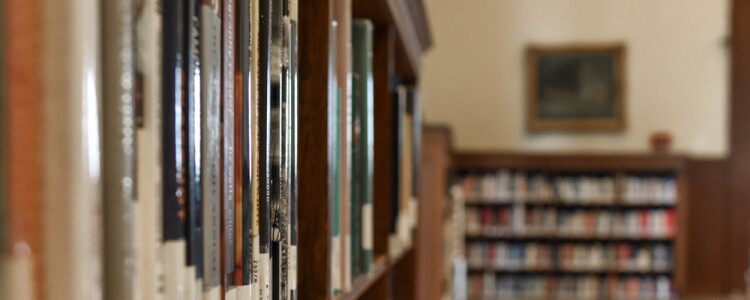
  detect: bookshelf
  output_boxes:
[297,0,432,299]
[1,0,431,298]
[452,152,688,299]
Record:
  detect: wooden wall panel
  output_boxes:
[730,0,750,292]
[685,159,730,295]
[415,126,452,300]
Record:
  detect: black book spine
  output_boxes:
[258,0,273,298]
[162,0,187,244]
[239,0,254,286]
[270,0,286,298]
[185,0,203,280]
[390,81,403,236]
[288,4,298,299]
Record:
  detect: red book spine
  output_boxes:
[640,211,650,237]
[665,209,676,237]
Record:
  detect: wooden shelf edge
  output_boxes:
[466,267,674,275]
[465,234,675,242]
[336,257,389,300]
[452,152,688,172]
[389,245,414,268]
[334,246,415,300]
[465,199,677,208]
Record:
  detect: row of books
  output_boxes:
[2,0,302,299]
[467,242,674,272]
[459,172,678,204]
[326,6,422,294]
[468,274,674,299]
[466,207,677,238]
[1,1,424,298]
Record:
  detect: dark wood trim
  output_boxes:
[298,1,334,299]
[729,0,750,292]
[415,126,453,300]
[453,152,687,172]
[352,0,431,79]
[685,159,730,295]
[372,27,396,259]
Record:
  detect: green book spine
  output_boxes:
[352,19,374,275]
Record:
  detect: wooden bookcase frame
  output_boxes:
[297,0,431,299]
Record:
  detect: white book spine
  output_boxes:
[202,286,221,300]
[163,241,188,300]
[135,0,164,297]
[237,285,251,300]
[186,266,196,300]
[41,0,103,298]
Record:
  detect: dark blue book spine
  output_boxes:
[162,0,187,243]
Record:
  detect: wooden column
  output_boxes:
[298,1,334,299]
[372,27,396,259]
[730,0,750,292]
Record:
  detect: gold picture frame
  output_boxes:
[526,44,626,132]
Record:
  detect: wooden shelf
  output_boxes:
[466,267,674,276]
[352,0,432,80]
[335,247,414,300]
[336,257,389,300]
[453,152,687,172]
[465,199,676,209]
[465,233,675,242]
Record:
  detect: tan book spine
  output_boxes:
[334,0,352,292]
[101,0,137,298]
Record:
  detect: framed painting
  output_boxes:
[526,44,626,132]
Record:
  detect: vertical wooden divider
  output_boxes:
[372,27,396,260]
[675,166,690,294]
[298,1,334,299]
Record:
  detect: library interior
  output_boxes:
[0,0,747,299]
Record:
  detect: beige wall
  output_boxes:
[421,0,730,157]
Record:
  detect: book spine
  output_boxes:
[222,0,237,289]
[135,0,165,297]
[351,18,374,275]
[334,0,352,291]
[184,1,204,296]
[0,0,7,294]
[329,19,342,294]
[349,18,361,281]
[288,2,298,298]
[389,86,405,256]
[410,89,421,228]
[39,0,104,298]
[361,21,374,273]
[200,0,222,296]
[250,0,262,296]
[271,0,293,298]
[221,0,239,285]
[101,0,137,298]
[6,0,43,297]
[162,0,189,297]
[237,0,253,289]
[257,0,272,298]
